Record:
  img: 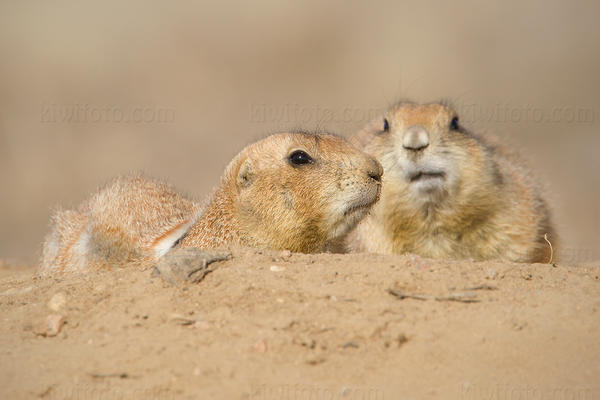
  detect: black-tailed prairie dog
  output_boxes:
[348,101,555,263]
[40,132,383,274]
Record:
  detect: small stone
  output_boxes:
[397,333,409,347]
[280,250,292,259]
[253,339,268,353]
[512,320,527,331]
[34,314,66,337]
[47,292,67,312]
[270,265,285,272]
[486,268,498,280]
[306,357,325,365]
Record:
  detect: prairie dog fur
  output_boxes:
[41,132,382,274]
[348,101,555,263]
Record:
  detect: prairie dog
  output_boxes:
[348,102,554,263]
[40,132,383,274]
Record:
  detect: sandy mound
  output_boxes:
[1,250,598,399]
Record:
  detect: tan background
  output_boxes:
[1,0,598,265]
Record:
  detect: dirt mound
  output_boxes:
[1,250,598,399]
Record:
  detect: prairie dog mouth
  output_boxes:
[344,187,381,216]
[344,198,376,216]
[328,185,380,241]
[409,171,445,182]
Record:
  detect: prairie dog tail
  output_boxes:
[40,209,90,274]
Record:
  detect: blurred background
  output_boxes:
[0,0,598,265]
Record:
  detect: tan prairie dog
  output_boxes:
[348,101,555,263]
[41,132,383,274]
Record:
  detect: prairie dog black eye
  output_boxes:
[289,150,313,166]
[450,116,459,130]
[383,118,389,132]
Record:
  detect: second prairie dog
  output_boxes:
[40,132,383,274]
[348,101,555,263]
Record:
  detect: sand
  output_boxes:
[1,250,598,399]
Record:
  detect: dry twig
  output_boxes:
[544,233,554,264]
[387,289,480,303]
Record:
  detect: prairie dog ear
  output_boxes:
[236,159,255,189]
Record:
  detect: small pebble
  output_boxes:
[253,339,268,353]
[270,265,285,272]
[280,250,292,259]
[486,268,499,280]
[34,314,65,337]
[47,292,67,312]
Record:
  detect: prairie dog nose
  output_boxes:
[403,126,430,151]
[366,157,383,183]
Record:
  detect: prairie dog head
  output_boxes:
[224,132,383,253]
[354,102,497,207]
